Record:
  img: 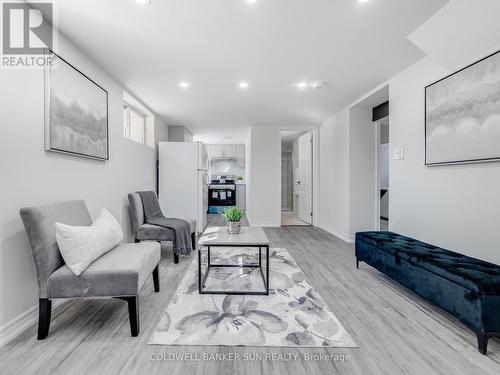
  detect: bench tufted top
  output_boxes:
[356,231,500,295]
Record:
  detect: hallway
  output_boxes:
[281,211,310,226]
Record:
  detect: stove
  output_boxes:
[209,184,235,190]
[208,180,236,211]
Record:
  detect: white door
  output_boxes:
[297,132,312,224]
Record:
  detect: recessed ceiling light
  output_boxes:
[179,81,189,88]
[239,81,249,89]
[246,0,258,4]
[136,0,151,5]
[296,82,308,89]
[358,0,370,3]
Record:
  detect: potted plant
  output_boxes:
[221,207,244,234]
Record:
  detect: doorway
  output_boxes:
[378,116,389,230]
[280,131,312,226]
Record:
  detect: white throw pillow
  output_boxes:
[55,208,124,276]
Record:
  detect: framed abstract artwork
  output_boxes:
[425,50,500,166]
[44,50,109,160]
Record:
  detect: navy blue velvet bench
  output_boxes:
[355,231,500,355]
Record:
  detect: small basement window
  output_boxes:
[123,104,146,144]
[123,91,155,148]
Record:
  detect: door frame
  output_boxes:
[280,149,294,211]
[374,121,381,231]
[373,117,390,231]
[278,126,319,227]
[297,131,313,224]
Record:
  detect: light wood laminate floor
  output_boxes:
[281,211,311,226]
[1,219,499,375]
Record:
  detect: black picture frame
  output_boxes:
[425,49,500,166]
[44,49,109,161]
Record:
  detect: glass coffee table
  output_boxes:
[197,226,270,295]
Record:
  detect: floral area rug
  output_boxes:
[149,247,357,348]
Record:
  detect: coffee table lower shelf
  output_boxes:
[198,244,270,295]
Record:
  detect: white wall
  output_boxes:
[155,121,169,158]
[0,34,163,332]
[246,126,281,226]
[318,109,351,240]
[318,95,384,241]
[390,55,500,265]
[388,0,500,265]
[317,0,500,264]
[349,106,377,234]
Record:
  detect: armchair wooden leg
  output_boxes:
[37,298,52,340]
[115,296,140,336]
[152,265,160,292]
[477,332,489,355]
[125,296,139,337]
[174,253,179,264]
[191,232,196,249]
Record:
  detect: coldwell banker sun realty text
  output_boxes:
[150,352,352,362]
[1,0,57,68]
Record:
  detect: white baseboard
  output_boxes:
[246,215,280,228]
[249,222,281,227]
[0,300,63,349]
[317,223,355,243]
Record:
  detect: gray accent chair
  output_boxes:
[19,200,161,339]
[128,192,197,264]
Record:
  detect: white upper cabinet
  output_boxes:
[206,144,245,166]
[206,144,222,159]
[221,144,236,158]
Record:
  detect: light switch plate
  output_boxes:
[393,148,404,160]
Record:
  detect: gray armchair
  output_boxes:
[19,200,160,339]
[128,192,196,264]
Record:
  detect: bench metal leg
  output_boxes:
[37,298,52,339]
[152,265,160,292]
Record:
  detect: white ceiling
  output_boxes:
[281,130,307,144]
[408,0,500,70]
[49,0,448,143]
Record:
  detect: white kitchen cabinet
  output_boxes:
[221,144,236,158]
[206,144,244,164]
[206,144,222,159]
